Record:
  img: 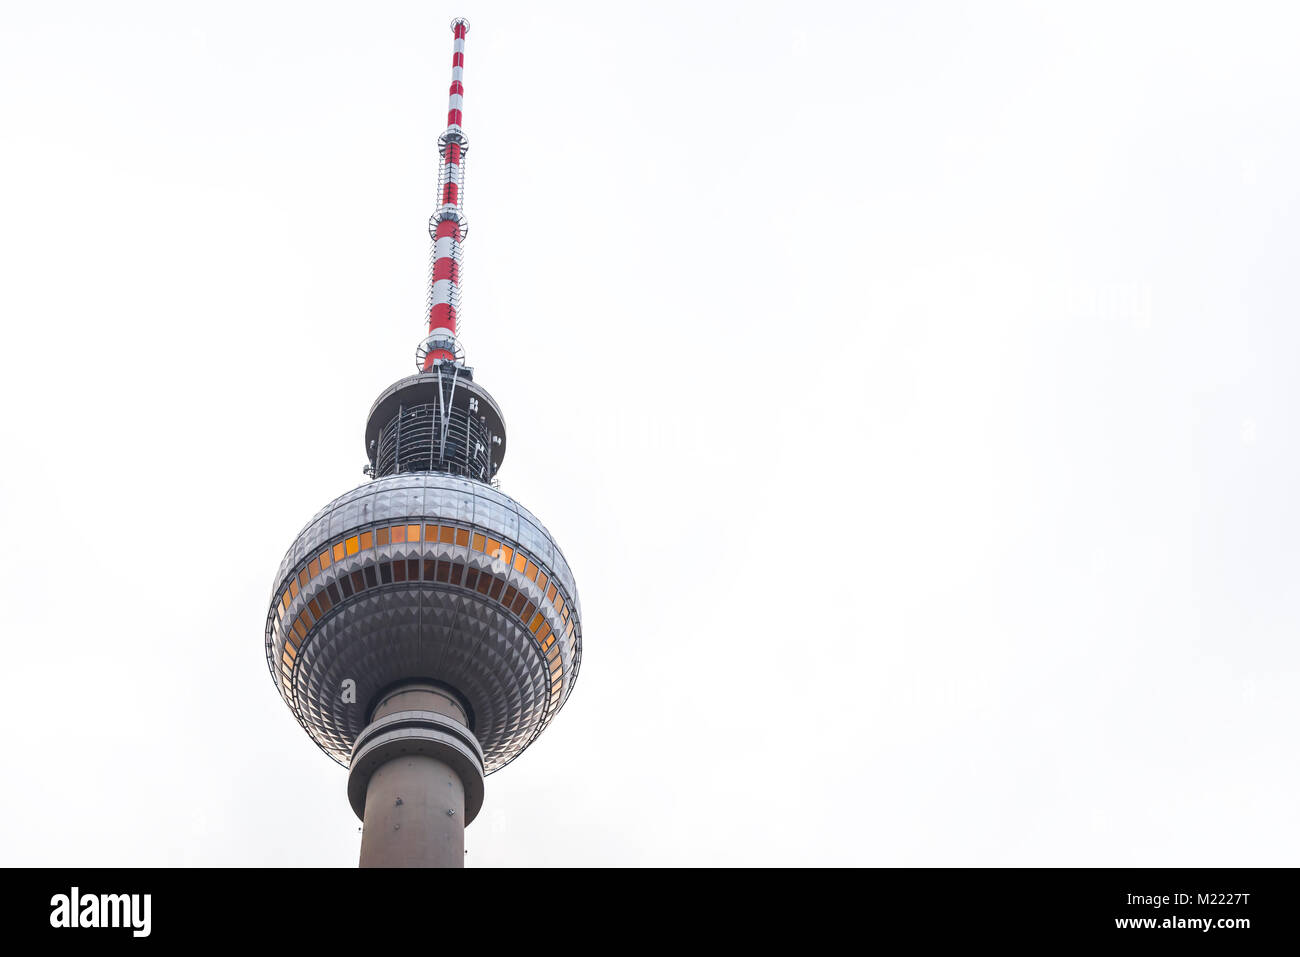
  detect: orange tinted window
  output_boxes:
[536,572,548,593]
[547,584,558,602]
[391,524,406,543]
[319,549,331,570]
[486,539,501,559]
[426,524,439,542]
[360,530,373,550]
[377,527,389,545]
[298,569,309,588]
[345,536,359,556]
[513,553,526,573]
[407,524,422,542]
[333,542,345,561]
[499,545,512,566]
[525,562,539,582]
[439,526,454,544]
[308,558,320,579]
[281,590,291,609]
[537,622,551,642]
[472,532,486,552]
[455,529,470,547]
[529,612,544,633]
[289,579,299,599]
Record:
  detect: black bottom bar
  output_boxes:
[10,867,1292,944]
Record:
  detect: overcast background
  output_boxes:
[1,1,1297,866]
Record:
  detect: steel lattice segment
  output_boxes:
[364,371,507,479]
[373,402,492,479]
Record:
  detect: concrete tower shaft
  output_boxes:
[351,683,483,868]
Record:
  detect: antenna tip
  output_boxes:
[451,17,470,36]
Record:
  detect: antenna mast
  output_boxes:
[419,18,471,370]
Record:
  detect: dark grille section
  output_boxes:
[374,401,493,479]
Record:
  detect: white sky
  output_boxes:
[1,1,1297,866]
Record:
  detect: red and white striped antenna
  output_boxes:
[418,17,471,370]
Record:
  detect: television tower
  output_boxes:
[264,18,582,868]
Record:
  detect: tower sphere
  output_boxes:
[265,373,582,780]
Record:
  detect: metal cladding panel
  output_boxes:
[305,514,330,558]
[396,481,427,519]
[518,515,553,567]
[371,486,407,522]
[480,496,520,540]
[426,482,455,520]
[449,479,477,522]
[267,472,581,772]
[472,495,501,533]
